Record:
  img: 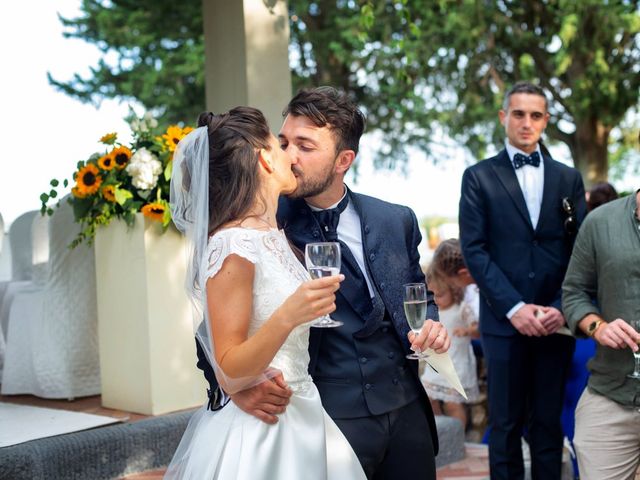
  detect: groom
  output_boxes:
[197,86,450,479]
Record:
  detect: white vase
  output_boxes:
[94,213,206,415]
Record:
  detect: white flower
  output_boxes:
[125,148,162,190]
[143,112,158,129]
[130,113,158,135]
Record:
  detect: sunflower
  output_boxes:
[101,185,116,202]
[100,132,117,145]
[75,164,102,196]
[161,125,193,152]
[141,202,166,222]
[71,186,86,199]
[98,153,115,171]
[112,146,132,170]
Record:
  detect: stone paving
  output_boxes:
[120,444,491,479]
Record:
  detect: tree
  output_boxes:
[50,0,206,124]
[52,0,640,184]
[289,0,640,183]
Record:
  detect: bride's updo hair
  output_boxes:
[197,107,272,234]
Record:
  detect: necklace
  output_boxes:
[254,214,277,229]
[237,213,276,230]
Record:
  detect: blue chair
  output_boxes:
[562,337,596,478]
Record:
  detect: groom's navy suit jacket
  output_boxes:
[278,191,439,454]
[459,149,586,337]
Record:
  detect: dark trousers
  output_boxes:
[333,398,436,480]
[483,333,575,480]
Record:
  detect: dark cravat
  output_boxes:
[312,194,349,242]
[513,151,541,169]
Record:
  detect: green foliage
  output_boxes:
[49,0,205,125]
[51,0,640,181]
[291,1,638,177]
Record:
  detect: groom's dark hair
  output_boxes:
[283,86,366,155]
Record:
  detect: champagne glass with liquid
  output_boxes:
[305,242,343,328]
[628,319,640,379]
[403,282,428,359]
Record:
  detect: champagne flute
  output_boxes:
[305,242,343,328]
[628,319,640,379]
[403,282,428,359]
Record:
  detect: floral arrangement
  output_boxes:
[41,111,193,247]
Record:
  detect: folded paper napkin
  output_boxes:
[422,349,468,400]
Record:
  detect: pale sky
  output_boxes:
[1,1,635,231]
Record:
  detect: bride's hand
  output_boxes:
[230,370,293,424]
[277,275,344,327]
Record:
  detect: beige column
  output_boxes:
[202,0,292,131]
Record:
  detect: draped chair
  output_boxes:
[0,212,5,366]
[0,213,50,328]
[0,210,38,376]
[0,210,38,307]
[0,211,9,281]
[8,210,38,281]
[0,210,39,309]
[1,201,100,398]
[30,212,50,283]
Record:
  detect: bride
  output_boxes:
[165,106,366,479]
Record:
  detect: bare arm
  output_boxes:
[207,254,342,388]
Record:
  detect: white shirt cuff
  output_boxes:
[506,301,525,320]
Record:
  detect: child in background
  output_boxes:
[431,238,480,321]
[422,263,480,429]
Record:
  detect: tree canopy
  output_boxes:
[52,0,640,183]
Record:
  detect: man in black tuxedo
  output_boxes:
[458,82,586,479]
[197,87,450,479]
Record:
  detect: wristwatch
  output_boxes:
[586,319,604,337]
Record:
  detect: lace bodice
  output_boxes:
[205,228,313,389]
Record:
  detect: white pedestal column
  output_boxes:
[94,214,206,415]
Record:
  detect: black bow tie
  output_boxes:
[513,151,541,169]
[312,194,349,242]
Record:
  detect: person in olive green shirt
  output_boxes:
[562,189,640,480]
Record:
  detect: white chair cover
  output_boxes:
[30,213,50,285]
[8,210,37,281]
[1,201,100,398]
[0,211,4,254]
[0,210,38,375]
[0,212,5,371]
[0,230,10,282]
[0,210,38,323]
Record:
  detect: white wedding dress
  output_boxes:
[164,227,365,480]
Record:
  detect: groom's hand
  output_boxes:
[409,320,450,354]
[230,372,292,424]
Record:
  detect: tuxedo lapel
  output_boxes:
[350,194,410,338]
[348,194,387,336]
[535,155,561,234]
[490,150,534,231]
